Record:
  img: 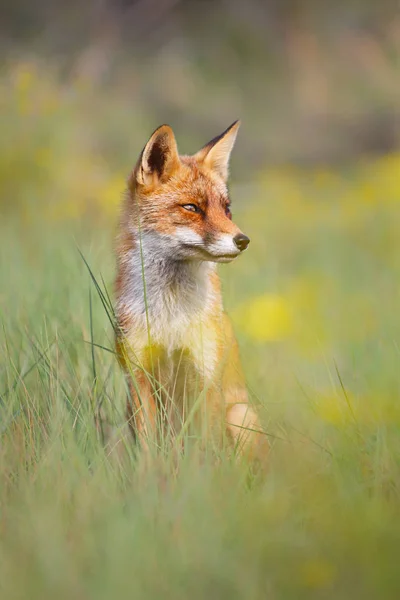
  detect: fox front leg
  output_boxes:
[126,372,158,452]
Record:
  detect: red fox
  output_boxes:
[115,121,266,456]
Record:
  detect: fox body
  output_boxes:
[115,121,264,453]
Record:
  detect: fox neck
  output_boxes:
[119,229,219,326]
[137,235,214,295]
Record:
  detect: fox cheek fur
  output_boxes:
[114,121,267,458]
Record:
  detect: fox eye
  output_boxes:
[225,205,232,219]
[182,204,200,213]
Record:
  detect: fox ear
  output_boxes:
[136,125,180,187]
[195,120,240,182]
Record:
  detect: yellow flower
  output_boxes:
[232,294,293,342]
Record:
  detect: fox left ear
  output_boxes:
[195,120,240,182]
[135,124,180,187]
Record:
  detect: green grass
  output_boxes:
[1,157,400,599]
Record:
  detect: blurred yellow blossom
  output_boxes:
[315,393,354,426]
[232,294,293,341]
[98,174,126,212]
[232,278,332,350]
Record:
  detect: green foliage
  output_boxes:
[1,139,400,597]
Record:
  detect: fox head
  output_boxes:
[128,121,250,263]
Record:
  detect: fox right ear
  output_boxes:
[135,125,180,187]
[195,120,240,182]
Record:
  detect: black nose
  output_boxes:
[233,233,250,251]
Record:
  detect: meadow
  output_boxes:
[1,62,400,599]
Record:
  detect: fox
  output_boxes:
[114,120,266,457]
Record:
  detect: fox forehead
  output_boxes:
[181,156,230,204]
[139,156,229,208]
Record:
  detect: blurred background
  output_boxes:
[1,0,400,216]
[1,2,400,598]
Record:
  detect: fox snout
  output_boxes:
[200,229,250,263]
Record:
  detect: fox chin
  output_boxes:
[114,120,267,459]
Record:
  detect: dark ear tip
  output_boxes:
[152,124,174,138]
[221,120,241,138]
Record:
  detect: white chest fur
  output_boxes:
[117,231,221,377]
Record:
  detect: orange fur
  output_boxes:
[114,122,267,458]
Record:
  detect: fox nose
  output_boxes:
[233,233,250,252]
